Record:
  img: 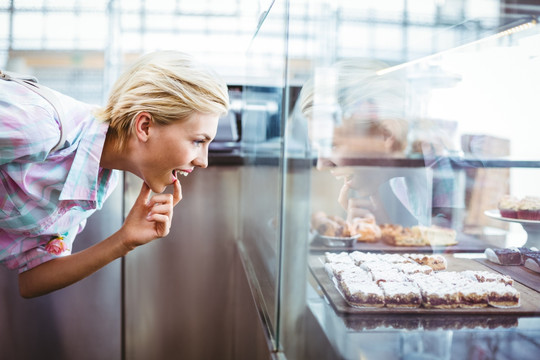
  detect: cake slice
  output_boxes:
[370,268,409,284]
[456,283,489,308]
[409,273,460,309]
[349,251,380,265]
[412,225,458,246]
[324,262,359,281]
[380,224,425,246]
[338,277,385,308]
[324,251,354,264]
[461,270,514,286]
[379,281,422,308]
[393,261,433,275]
[403,253,447,271]
[417,282,461,309]
[480,283,520,308]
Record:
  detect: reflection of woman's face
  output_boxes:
[316,120,403,197]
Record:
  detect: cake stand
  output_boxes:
[484,209,540,247]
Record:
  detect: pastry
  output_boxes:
[379,281,422,308]
[381,225,424,246]
[523,253,540,273]
[325,262,358,281]
[497,195,520,219]
[482,283,520,308]
[416,281,461,309]
[349,220,381,243]
[324,251,354,264]
[413,225,458,246]
[393,261,433,275]
[339,277,385,308]
[349,251,380,265]
[484,247,523,265]
[312,212,350,237]
[324,250,520,309]
[517,196,540,220]
[460,270,514,286]
[370,268,408,284]
[457,283,489,308]
[404,253,447,271]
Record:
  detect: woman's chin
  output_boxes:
[146,181,166,194]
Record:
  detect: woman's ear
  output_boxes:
[134,112,152,142]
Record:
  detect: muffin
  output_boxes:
[497,195,519,219]
[517,196,540,220]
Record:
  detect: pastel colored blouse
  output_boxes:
[0,80,119,273]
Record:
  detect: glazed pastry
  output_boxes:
[484,247,523,266]
[523,253,540,273]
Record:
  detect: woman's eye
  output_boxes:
[194,140,205,146]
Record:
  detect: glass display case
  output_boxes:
[240,1,540,359]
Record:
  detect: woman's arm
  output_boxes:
[18,180,182,298]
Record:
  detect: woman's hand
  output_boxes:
[338,180,376,223]
[120,179,182,251]
[18,179,182,298]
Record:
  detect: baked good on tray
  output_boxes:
[523,252,540,273]
[312,212,351,237]
[409,273,460,309]
[380,224,457,247]
[403,253,447,271]
[349,219,381,242]
[484,246,540,266]
[311,211,382,242]
[484,247,523,265]
[455,283,489,308]
[460,270,514,286]
[324,251,521,309]
[379,281,422,308]
[338,277,385,307]
[380,224,423,246]
[483,283,521,308]
[413,225,458,246]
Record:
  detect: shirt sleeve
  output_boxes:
[0,83,62,165]
[0,229,76,274]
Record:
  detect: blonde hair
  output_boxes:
[298,58,408,152]
[95,51,229,150]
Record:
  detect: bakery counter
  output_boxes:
[306,251,540,360]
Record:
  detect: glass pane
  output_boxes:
[278,1,540,359]
[241,0,287,350]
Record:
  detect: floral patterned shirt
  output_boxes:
[0,79,119,273]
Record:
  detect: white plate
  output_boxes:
[484,209,540,225]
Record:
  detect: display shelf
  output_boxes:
[318,155,540,169]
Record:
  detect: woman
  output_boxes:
[296,58,432,227]
[0,51,229,298]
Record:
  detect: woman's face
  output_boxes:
[316,120,402,197]
[139,112,219,193]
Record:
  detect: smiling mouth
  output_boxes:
[174,170,189,177]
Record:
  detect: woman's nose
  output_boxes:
[193,148,209,168]
[316,157,336,170]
